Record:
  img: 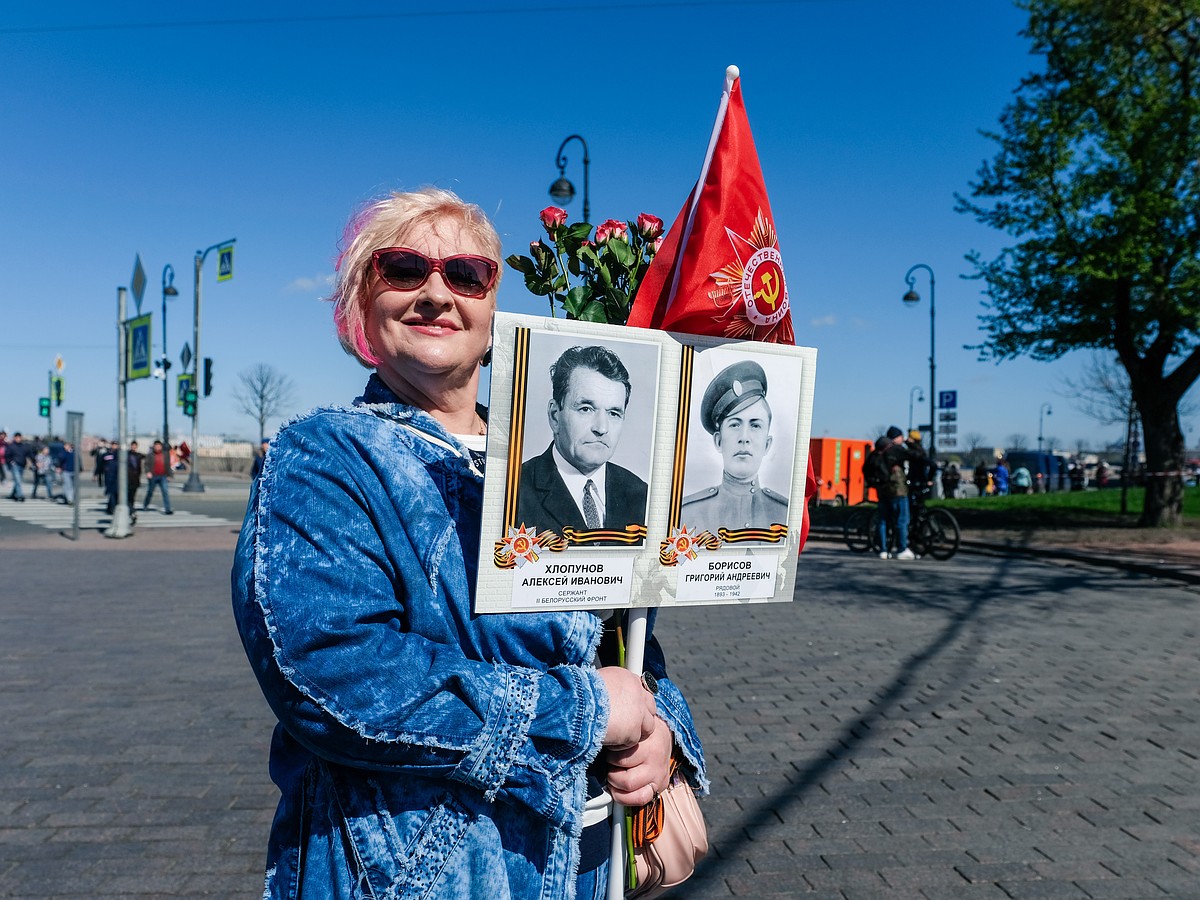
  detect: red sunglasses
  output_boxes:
[371,247,498,299]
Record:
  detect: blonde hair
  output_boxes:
[329,187,502,367]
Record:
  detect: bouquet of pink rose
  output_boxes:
[505,206,665,325]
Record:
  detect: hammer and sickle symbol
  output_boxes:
[754,270,781,310]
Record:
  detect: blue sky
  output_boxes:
[0,0,1161,452]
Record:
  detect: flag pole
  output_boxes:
[660,65,740,313]
[607,63,740,900]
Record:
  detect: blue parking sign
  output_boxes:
[938,390,957,410]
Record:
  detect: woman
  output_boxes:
[232,188,706,900]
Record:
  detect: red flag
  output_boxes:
[628,66,818,548]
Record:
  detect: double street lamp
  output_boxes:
[161,265,179,447]
[549,134,590,223]
[902,264,937,458]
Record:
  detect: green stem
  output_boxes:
[550,237,573,318]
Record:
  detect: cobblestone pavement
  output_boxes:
[1,540,1197,898]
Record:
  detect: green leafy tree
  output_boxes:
[958,0,1200,526]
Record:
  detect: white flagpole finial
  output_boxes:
[725,65,740,88]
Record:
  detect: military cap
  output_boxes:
[700,360,768,434]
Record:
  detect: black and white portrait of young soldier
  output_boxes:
[516,334,659,543]
[680,350,800,535]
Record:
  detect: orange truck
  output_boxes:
[809,437,874,506]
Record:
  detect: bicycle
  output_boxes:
[842,497,960,560]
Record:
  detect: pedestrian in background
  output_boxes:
[31,445,57,500]
[973,459,989,497]
[249,438,270,480]
[994,459,1010,496]
[942,462,961,499]
[142,440,173,515]
[126,441,144,510]
[102,443,119,514]
[1011,465,1032,494]
[904,429,935,502]
[57,441,76,505]
[6,432,30,501]
[92,439,108,486]
[877,427,915,560]
[0,430,7,484]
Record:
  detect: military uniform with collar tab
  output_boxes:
[681,360,790,534]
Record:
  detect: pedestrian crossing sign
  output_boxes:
[126,314,153,381]
[177,373,194,407]
[217,245,234,282]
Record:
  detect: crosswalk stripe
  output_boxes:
[0,502,233,530]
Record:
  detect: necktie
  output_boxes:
[582,479,601,528]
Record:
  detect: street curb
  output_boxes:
[808,526,1200,586]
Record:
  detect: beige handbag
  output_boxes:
[626,759,708,899]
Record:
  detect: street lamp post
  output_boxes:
[908,386,924,434]
[160,265,179,448]
[182,238,236,493]
[902,264,937,458]
[1038,402,1053,453]
[549,134,590,223]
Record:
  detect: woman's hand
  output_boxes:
[598,666,658,749]
[604,715,673,807]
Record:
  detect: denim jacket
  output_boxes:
[232,376,706,900]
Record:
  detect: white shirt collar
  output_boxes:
[551,444,607,522]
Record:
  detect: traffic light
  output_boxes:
[38,397,50,417]
[52,376,64,406]
[203,357,213,397]
[183,388,198,418]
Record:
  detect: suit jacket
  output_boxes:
[517,445,648,544]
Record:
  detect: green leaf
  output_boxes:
[506,254,535,276]
[523,274,552,296]
[563,286,589,317]
[579,300,608,323]
[608,239,634,268]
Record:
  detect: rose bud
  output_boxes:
[636,213,664,240]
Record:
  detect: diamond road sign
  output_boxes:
[181,343,192,371]
[131,253,147,313]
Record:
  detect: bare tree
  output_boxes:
[1059,352,1197,434]
[1057,353,1135,427]
[233,364,298,443]
[1006,433,1029,452]
[962,432,988,455]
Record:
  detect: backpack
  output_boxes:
[863,449,890,489]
